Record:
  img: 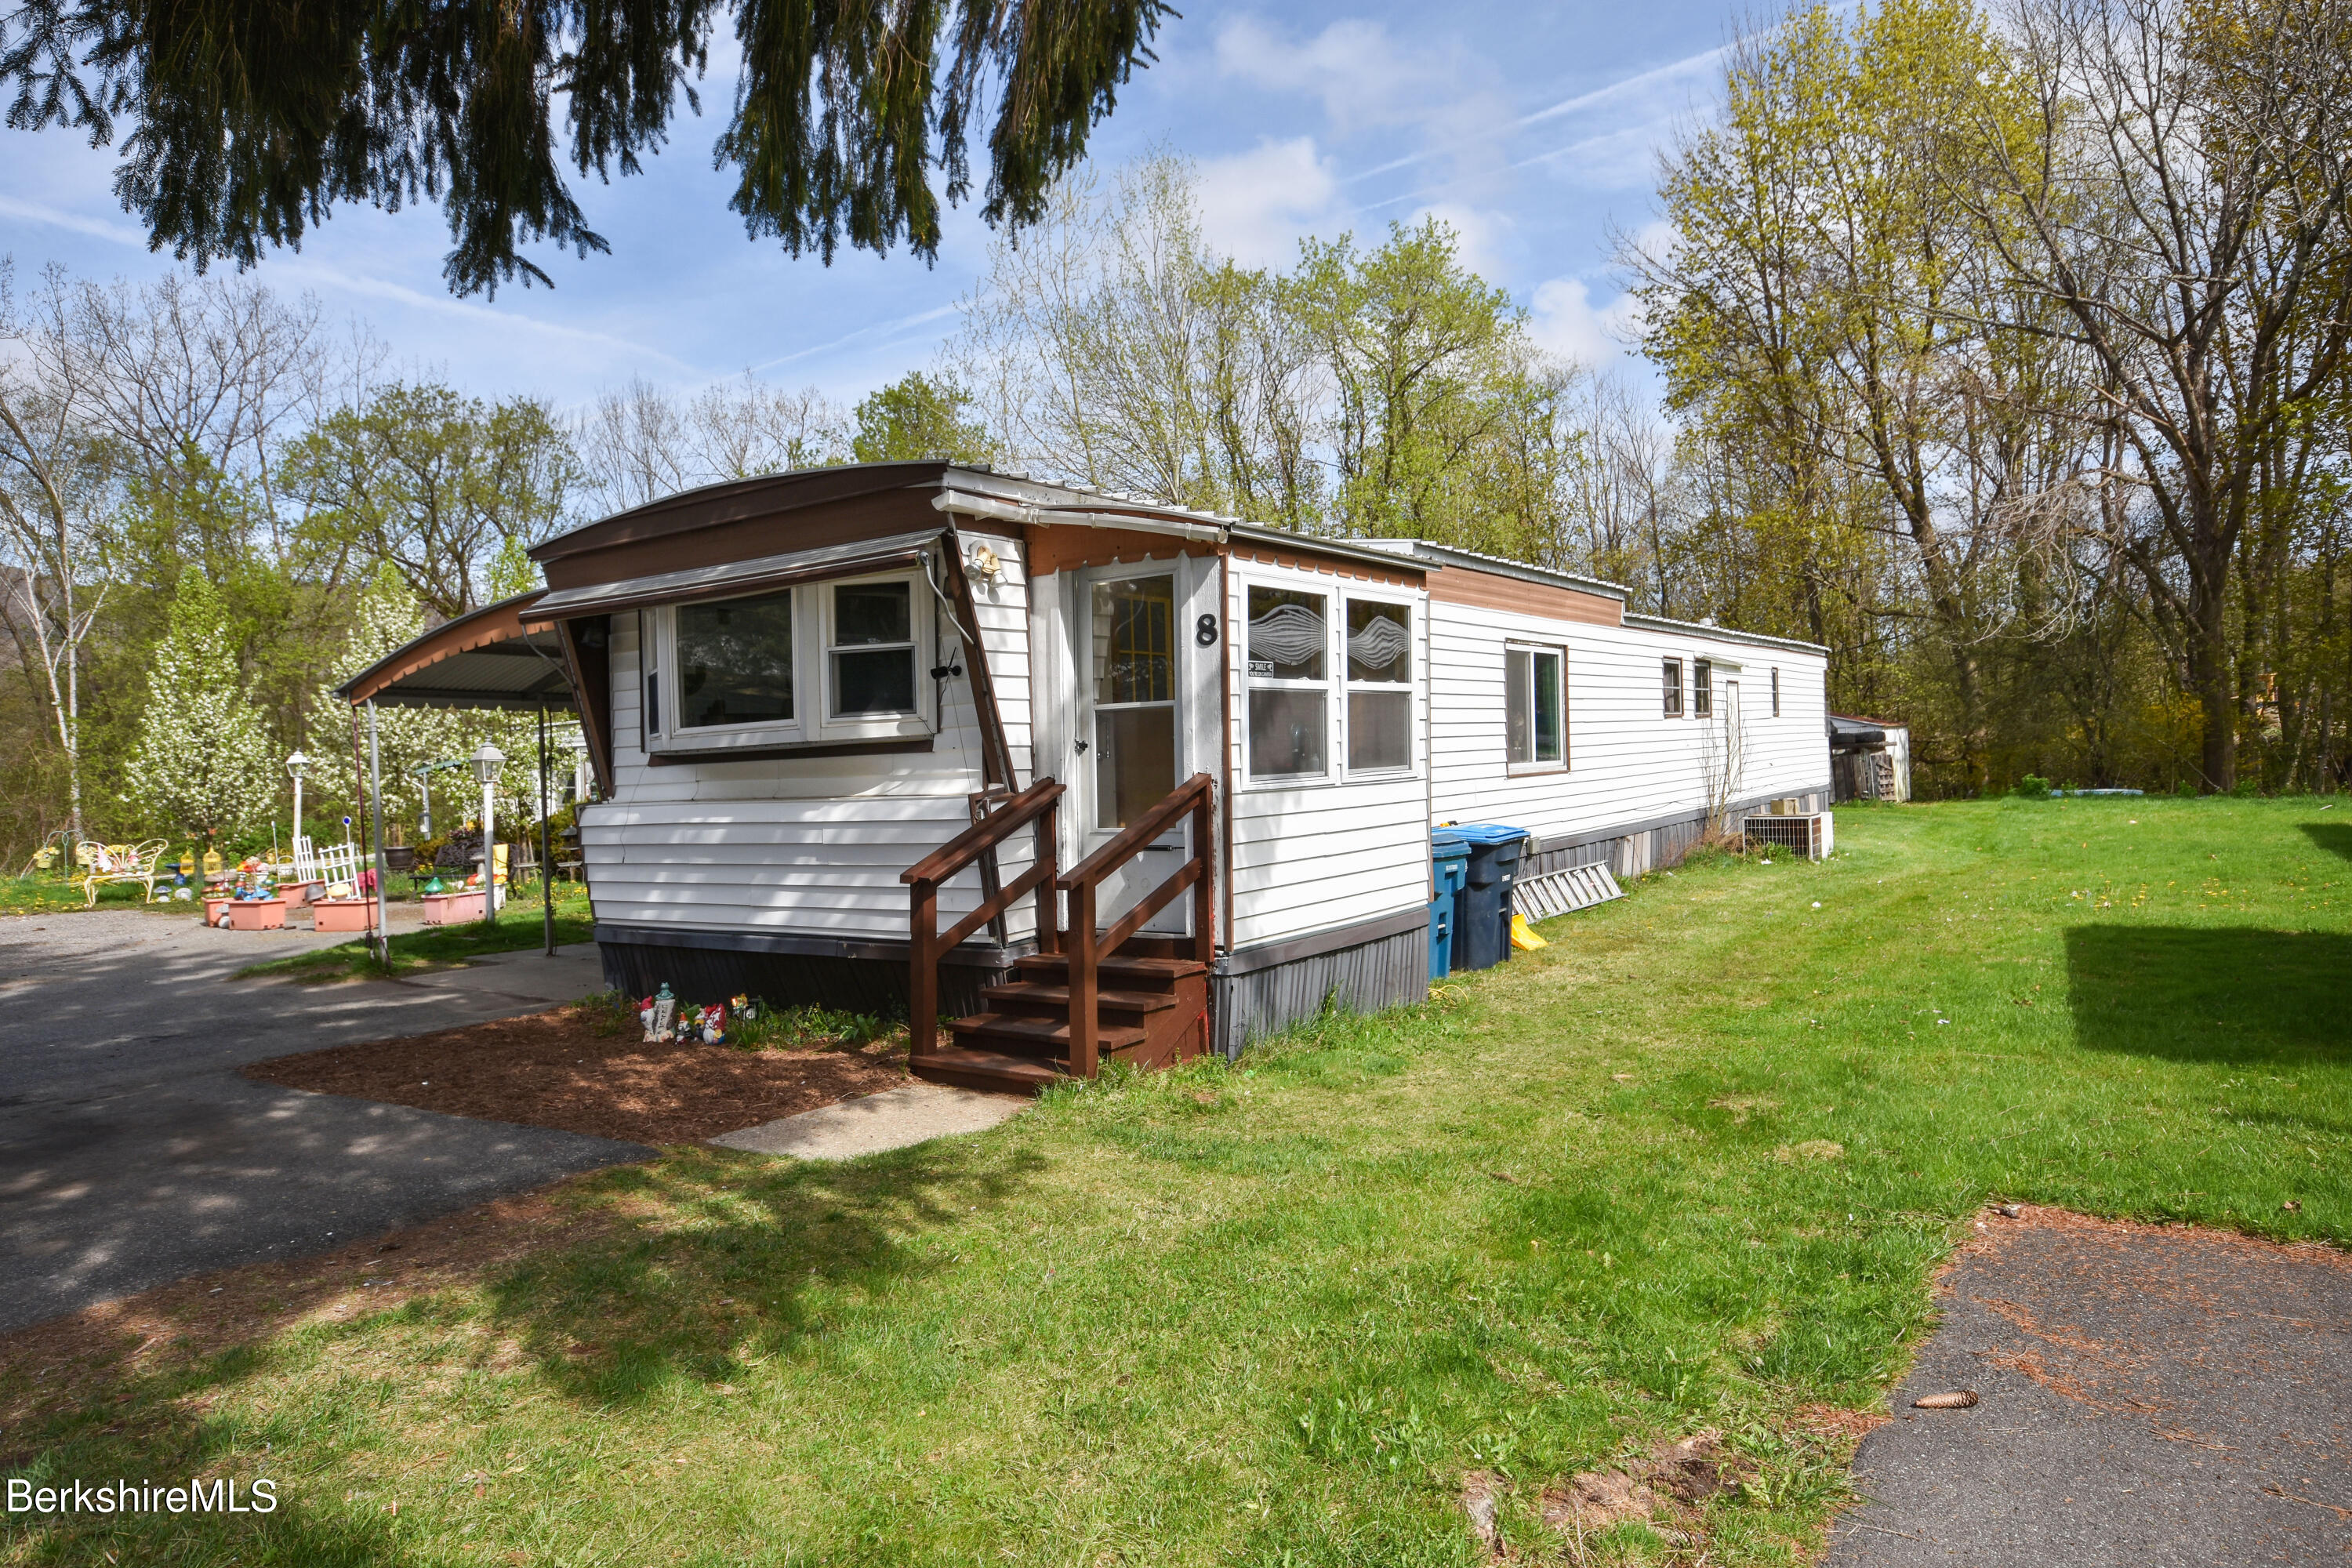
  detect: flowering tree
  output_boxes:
[311,561,468,841]
[129,571,274,840]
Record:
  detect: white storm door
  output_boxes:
[1078,567,1189,935]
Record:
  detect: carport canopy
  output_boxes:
[335,590,579,712]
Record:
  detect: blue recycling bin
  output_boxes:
[1429,836,1470,978]
[1441,824,1529,971]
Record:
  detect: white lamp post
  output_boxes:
[285,751,309,872]
[470,741,506,925]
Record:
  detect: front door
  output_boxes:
[1079,568,1189,935]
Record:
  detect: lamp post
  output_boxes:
[413,761,436,840]
[470,741,505,926]
[286,751,309,866]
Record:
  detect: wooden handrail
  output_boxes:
[905,777,1064,1058]
[1059,772,1214,888]
[902,778,1063,886]
[1060,772,1216,1079]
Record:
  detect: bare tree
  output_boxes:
[1965,0,2352,789]
[573,375,846,514]
[0,263,111,844]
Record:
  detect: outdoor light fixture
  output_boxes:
[285,751,310,857]
[471,742,505,927]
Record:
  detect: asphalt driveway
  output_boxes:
[0,909,646,1333]
[1828,1205,2352,1566]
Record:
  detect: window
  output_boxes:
[1247,585,1330,781]
[1506,646,1565,766]
[1345,598,1412,771]
[1771,666,1781,717]
[645,568,935,752]
[1091,573,1178,827]
[1693,659,1713,717]
[676,590,794,730]
[829,580,916,718]
[1662,659,1684,717]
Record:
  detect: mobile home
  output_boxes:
[341,463,1832,1090]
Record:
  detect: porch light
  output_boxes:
[469,742,506,786]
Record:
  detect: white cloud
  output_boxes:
[1528,276,1643,368]
[1195,138,1342,268]
[1213,16,1510,192]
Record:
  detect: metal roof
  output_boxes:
[334,591,577,712]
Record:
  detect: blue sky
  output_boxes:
[0,1,1737,410]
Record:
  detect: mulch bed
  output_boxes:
[241,1004,911,1145]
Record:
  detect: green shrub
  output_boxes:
[2011,774,2052,798]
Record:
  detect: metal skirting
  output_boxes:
[1514,863,1624,919]
[1210,923,1429,1059]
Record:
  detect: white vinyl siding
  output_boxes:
[580,531,1033,943]
[1426,601,1829,844]
[1225,561,1431,949]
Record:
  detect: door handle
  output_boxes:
[1073,739,1090,753]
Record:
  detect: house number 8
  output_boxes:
[1195,613,1219,648]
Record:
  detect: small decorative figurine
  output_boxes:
[638,996,657,1040]
[649,983,677,1044]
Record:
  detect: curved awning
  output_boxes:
[335,590,577,711]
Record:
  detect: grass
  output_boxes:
[234,884,598,982]
[5,798,2348,1566]
[0,875,184,916]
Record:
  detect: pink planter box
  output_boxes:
[311,898,375,932]
[201,895,234,925]
[225,898,288,931]
[278,880,321,909]
[421,889,486,924]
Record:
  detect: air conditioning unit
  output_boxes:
[1743,811,1834,861]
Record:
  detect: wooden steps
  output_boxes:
[910,937,1209,1094]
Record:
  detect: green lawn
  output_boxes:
[5,799,2347,1566]
[234,884,599,982]
[0,875,183,916]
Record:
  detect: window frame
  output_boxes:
[818,572,934,740]
[641,568,936,756]
[1504,641,1568,773]
[1662,658,1684,718]
[1693,658,1713,718]
[1240,574,1338,789]
[1771,666,1780,717]
[1340,590,1418,779]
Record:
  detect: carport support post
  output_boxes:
[366,700,391,967]
[539,706,554,957]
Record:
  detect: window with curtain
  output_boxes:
[1663,659,1684,717]
[1505,646,1564,765]
[1693,659,1713,717]
[1345,598,1412,771]
[1247,585,1329,780]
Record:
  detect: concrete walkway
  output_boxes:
[1829,1206,2352,1566]
[710,1082,1030,1160]
[0,910,643,1333]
